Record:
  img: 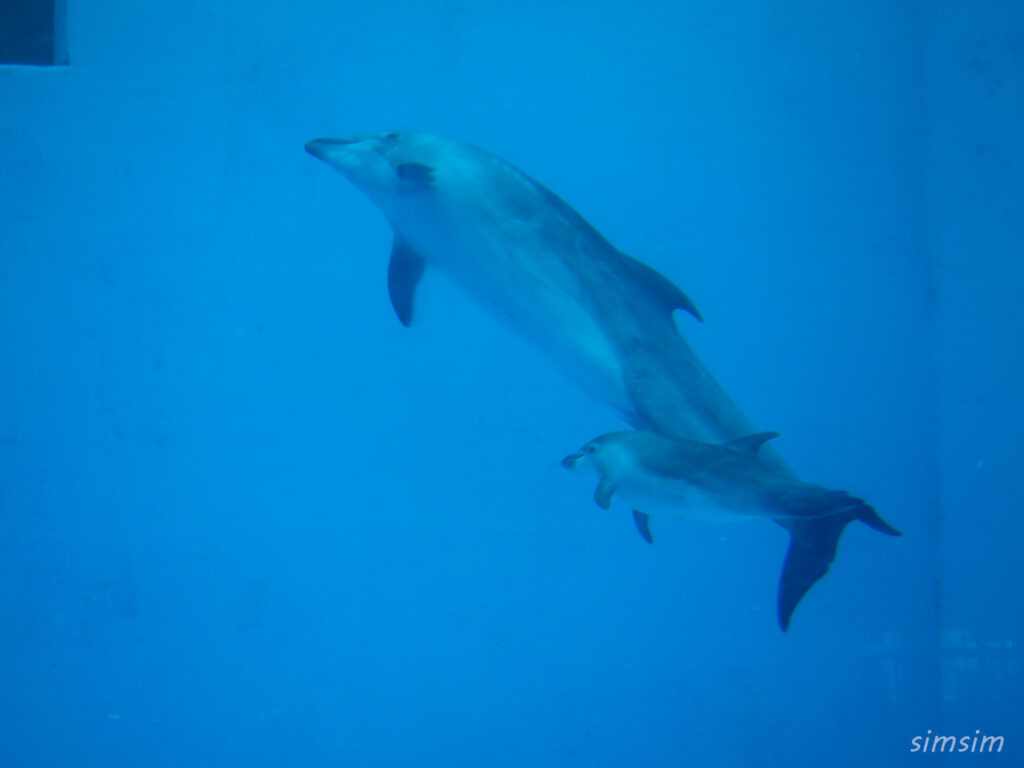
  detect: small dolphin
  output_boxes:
[562,430,901,630]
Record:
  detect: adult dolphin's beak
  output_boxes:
[561,452,584,469]
[305,137,359,158]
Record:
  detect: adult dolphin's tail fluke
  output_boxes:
[305,131,900,630]
[778,510,900,631]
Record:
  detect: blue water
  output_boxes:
[1,1,1020,765]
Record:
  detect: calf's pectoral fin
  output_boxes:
[632,509,654,544]
[387,238,426,327]
[593,478,616,509]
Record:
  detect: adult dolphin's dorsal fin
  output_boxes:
[622,255,703,322]
[725,431,780,455]
[632,509,654,544]
[387,238,426,327]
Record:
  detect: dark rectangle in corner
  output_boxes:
[0,0,68,66]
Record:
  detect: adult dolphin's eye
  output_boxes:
[584,444,596,454]
[396,162,435,186]
[382,132,400,148]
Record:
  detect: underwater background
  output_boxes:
[1,0,1021,765]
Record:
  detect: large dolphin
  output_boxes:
[305,131,898,628]
[561,430,902,629]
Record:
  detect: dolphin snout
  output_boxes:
[561,452,584,469]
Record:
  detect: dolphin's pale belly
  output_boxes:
[398,199,633,413]
[604,451,776,523]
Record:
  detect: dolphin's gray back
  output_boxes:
[574,252,791,469]
[488,159,765,452]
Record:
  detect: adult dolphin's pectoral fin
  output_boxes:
[594,478,616,509]
[387,238,426,327]
[632,509,654,544]
[777,514,854,631]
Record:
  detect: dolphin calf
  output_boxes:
[305,131,898,629]
[562,430,902,629]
